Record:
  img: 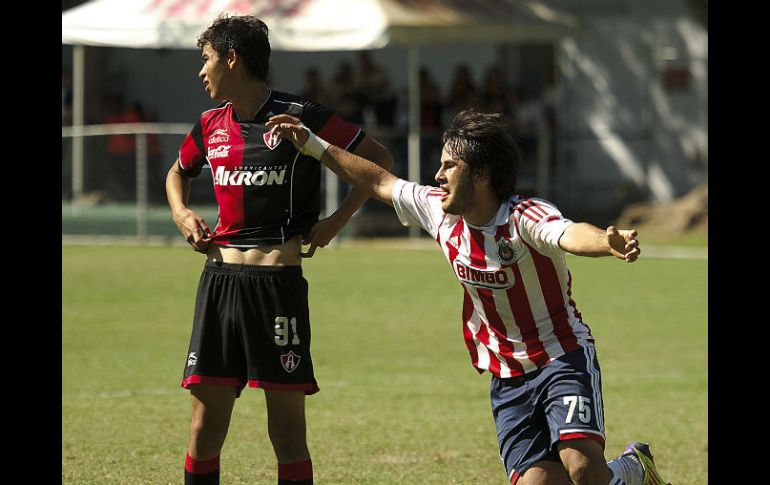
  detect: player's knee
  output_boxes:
[563,456,609,485]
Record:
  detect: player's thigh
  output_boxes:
[264,389,306,434]
[557,438,612,481]
[190,384,238,423]
[516,460,570,485]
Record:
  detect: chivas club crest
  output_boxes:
[263,130,281,150]
[497,238,517,263]
[280,351,301,373]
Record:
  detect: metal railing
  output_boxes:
[62,123,552,241]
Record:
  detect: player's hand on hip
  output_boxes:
[173,207,212,253]
[265,114,310,149]
[606,225,640,263]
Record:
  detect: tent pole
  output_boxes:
[71,45,85,213]
[407,45,420,239]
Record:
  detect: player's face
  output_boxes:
[435,146,475,215]
[199,44,230,101]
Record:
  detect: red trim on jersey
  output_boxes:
[514,200,542,223]
[317,113,360,148]
[477,288,526,375]
[247,379,320,395]
[507,265,550,369]
[444,218,465,263]
[461,290,481,370]
[181,375,243,388]
[527,201,549,218]
[525,241,580,354]
[185,453,220,475]
[474,320,502,376]
[545,215,561,223]
[468,227,487,268]
[566,271,586,329]
[559,432,606,448]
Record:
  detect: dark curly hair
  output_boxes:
[197,15,271,82]
[442,109,521,201]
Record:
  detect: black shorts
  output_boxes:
[181,261,319,397]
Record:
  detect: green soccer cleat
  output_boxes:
[623,442,671,485]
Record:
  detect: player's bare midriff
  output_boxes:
[206,235,303,266]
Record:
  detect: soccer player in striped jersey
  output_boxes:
[166,15,394,485]
[266,110,669,485]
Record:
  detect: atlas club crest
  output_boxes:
[497,238,517,263]
[263,130,281,150]
[280,351,301,373]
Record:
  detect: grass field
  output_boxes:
[62,244,707,484]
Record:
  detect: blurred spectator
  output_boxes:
[102,94,142,201]
[482,65,511,116]
[541,65,560,133]
[353,51,396,128]
[300,67,329,106]
[62,69,73,126]
[419,67,443,134]
[330,61,364,124]
[130,102,165,204]
[515,88,547,136]
[442,64,480,128]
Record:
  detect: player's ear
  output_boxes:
[226,48,237,69]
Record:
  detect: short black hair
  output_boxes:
[197,15,271,82]
[442,109,521,201]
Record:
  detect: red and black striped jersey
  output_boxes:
[177,90,365,247]
[392,179,594,378]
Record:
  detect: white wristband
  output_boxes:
[300,126,330,160]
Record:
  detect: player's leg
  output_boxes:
[185,384,238,485]
[181,263,246,485]
[265,390,313,484]
[491,376,570,484]
[515,460,570,485]
[557,438,612,484]
[542,345,666,485]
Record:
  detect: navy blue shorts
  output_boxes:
[491,345,605,483]
[181,262,319,397]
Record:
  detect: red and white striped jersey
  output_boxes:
[392,179,594,378]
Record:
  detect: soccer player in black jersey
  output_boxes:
[166,15,394,485]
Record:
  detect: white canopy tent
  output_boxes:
[63,0,577,232]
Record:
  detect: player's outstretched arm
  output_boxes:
[266,114,398,207]
[166,159,212,253]
[558,223,640,262]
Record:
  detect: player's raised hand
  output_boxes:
[172,207,212,253]
[606,225,640,262]
[265,114,309,149]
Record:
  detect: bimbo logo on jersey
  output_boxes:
[213,166,288,186]
[454,262,515,289]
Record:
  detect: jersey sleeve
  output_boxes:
[177,120,205,178]
[301,101,365,152]
[391,179,447,239]
[512,198,574,254]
